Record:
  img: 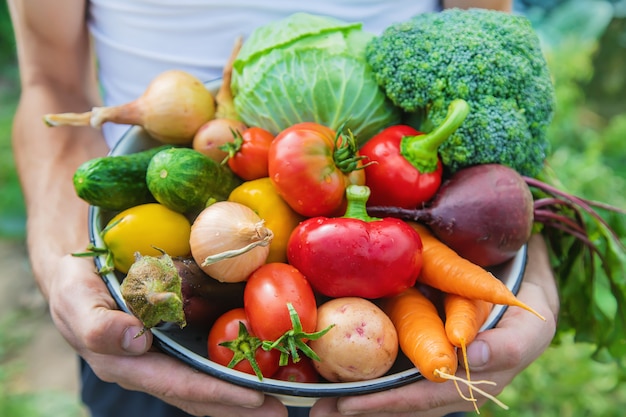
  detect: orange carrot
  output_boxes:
[383,287,509,410]
[444,293,493,412]
[411,223,545,321]
[383,287,457,383]
[444,294,493,349]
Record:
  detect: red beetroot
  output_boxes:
[368,164,534,267]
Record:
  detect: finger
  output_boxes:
[466,238,558,372]
[125,392,286,417]
[521,234,560,319]
[90,350,268,410]
[319,379,480,417]
[49,255,152,356]
[465,306,555,373]
[173,395,288,417]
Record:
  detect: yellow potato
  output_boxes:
[309,297,398,382]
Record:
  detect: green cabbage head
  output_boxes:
[231,12,401,145]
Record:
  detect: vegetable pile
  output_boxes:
[54,9,626,412]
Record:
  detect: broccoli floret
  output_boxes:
[430,96,548,176]
[365,8,556,177]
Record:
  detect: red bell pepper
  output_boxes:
[286,184,423,299]
[359,99,470,208]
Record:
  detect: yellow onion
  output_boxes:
[190,201,273,282]
[43,70,215,145]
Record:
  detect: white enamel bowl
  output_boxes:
[88,79,527,407]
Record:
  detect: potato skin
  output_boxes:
[309,297,398,382]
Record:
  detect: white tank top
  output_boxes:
[87,0,441,146]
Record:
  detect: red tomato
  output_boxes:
[268,122,365,217]
[207,308,280,379]
[226,127,274,180]
[244,263,318,341]
[271,356,320,383]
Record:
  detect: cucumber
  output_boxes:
[73,145,173,211]
[146,147,242,214]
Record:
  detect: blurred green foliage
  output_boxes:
[2,5,84,417]
[0,0,23,239]
[0,313,86,417]
[540,20,626,359]
[0,1,624,416]
[0,2,15,67]
[0,92,23,239]
[482,336,626,416]
[481,3,626,415]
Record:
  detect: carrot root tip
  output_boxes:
[434,369,509,411]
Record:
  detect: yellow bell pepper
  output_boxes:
[228,178,303,263]
[102,203,191,273]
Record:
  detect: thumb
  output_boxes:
[49,256,154,357]
[465,287,556,373]
[63,305,153,356]
[466,234,558,372]
[79,281,155,355]
[119,314,153,355]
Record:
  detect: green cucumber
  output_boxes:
[146,147,242,214]
[73,145,173,211]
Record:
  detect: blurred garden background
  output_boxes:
[1,0,625,416]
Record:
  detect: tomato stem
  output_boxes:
[262,303,334,366]
[333,128,370,174]
[219,128,245,164]
[220,321,266,380]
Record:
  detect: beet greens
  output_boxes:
[523,174,626,360]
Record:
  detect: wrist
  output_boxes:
[25,205,94,301]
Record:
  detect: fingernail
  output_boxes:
[122,326,149,353]
[467,340,490,368]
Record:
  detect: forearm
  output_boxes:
[12,85,108,299]
[9,0,110,299]
[443,0,512,12]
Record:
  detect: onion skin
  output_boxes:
[44,70,216,146]
[99,70,216,145]
[189,201,273,282]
